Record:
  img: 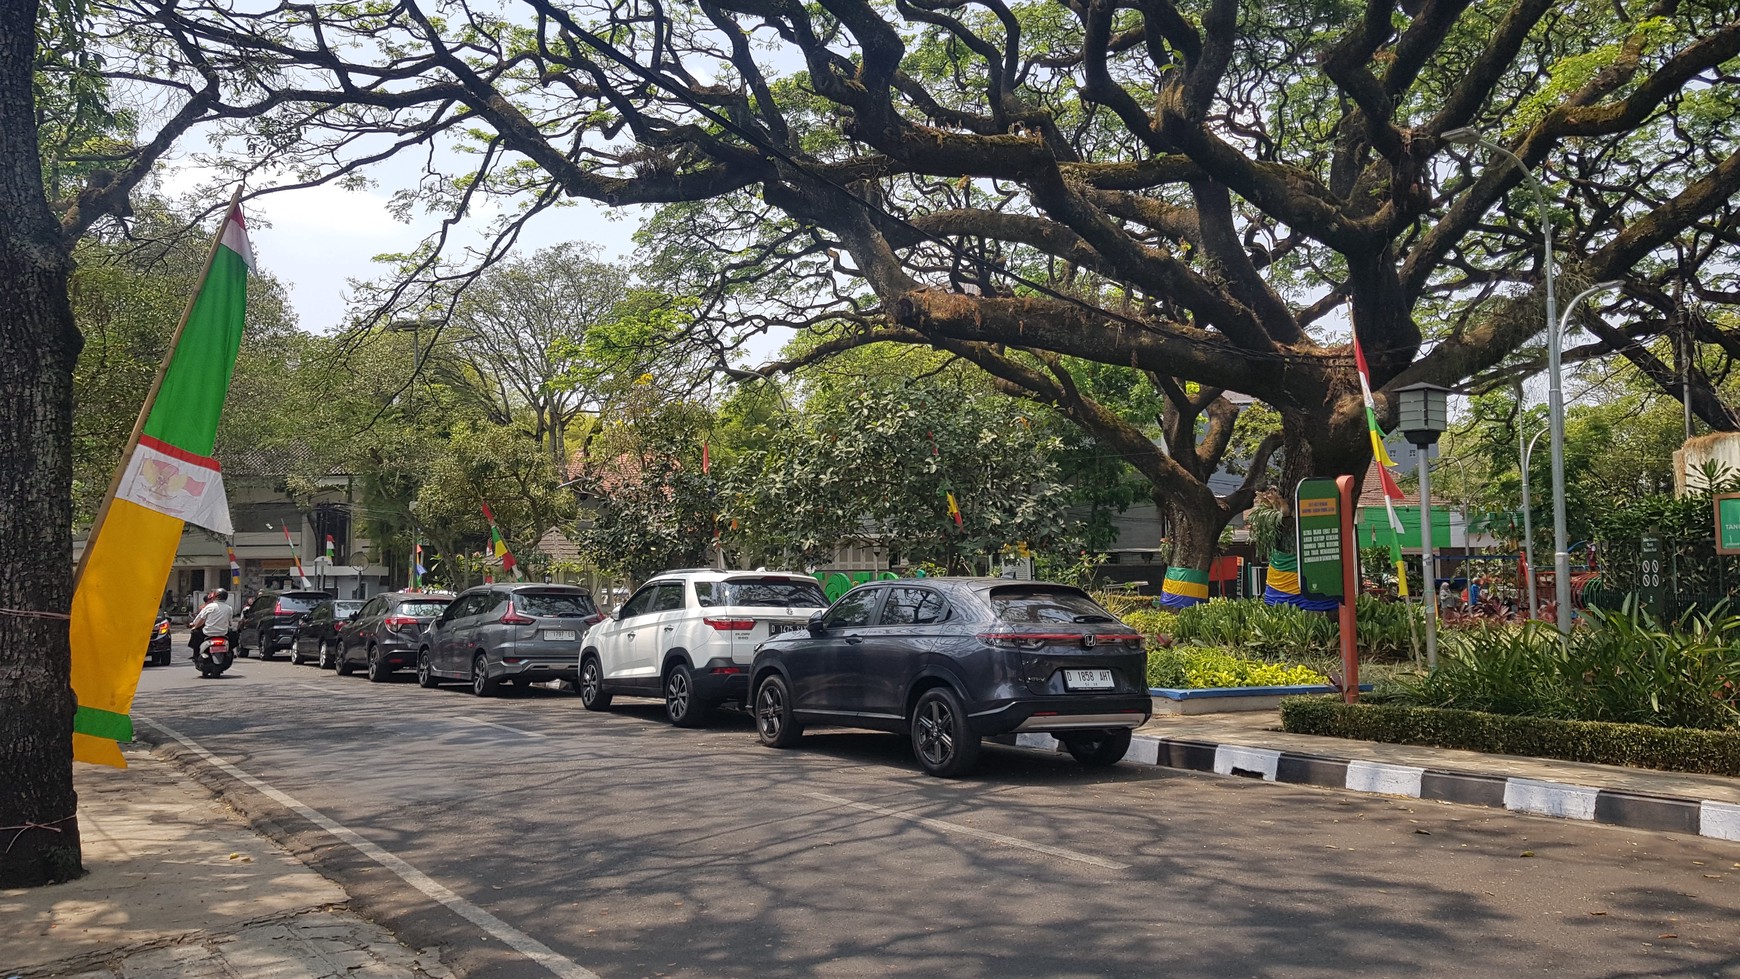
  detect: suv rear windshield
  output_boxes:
[513,591,597,618]
[394,600,450,617]
[989,587,1118,625]
[699,577,828,608]
[271,594,328,613]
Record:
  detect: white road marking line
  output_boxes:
[805,791,1130,871]
[135,716,599,979]
[455,715,547,739]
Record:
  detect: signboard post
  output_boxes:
[1295,477,1359,703]
[1716,495,1740,555]
[1638,536,1664,617]
[1295,479,1346,600]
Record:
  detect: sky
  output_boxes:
[160,160,643,337]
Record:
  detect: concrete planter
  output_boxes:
[1150,685,1373,715]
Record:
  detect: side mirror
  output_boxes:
[346,612,359,621]
[807,610,826,634]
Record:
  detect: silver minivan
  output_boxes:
[417,584,601,696]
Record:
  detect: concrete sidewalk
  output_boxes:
[1,746,451,979]
[1027,709,1740,842]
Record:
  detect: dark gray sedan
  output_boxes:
[749,578,1151,777]
[417,584,601,696]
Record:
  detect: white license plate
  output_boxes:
[1063,668,1115,690]
[766,622,800,635]
[542,630,577,642]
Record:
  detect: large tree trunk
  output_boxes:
[1163,498,1225,561]
[0,0,85,887]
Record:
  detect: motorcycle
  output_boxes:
[192,634,235,678]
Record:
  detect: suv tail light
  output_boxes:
[704,617,755,631]
[978,632,1073,649]
[384,615,419,629]
[499,603,535,626]
[979,632,1142,649]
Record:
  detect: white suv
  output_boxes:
[578,570,829,726]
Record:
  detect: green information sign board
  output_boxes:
[1718,495,1740,555]
[1294,478,1345,600]
[1638,535,1664,616]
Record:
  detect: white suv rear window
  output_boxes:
[696,578,827,608]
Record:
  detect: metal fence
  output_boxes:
[1584,535,1738,619]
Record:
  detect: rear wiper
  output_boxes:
[1072,614,1116,624]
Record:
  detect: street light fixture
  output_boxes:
[1397,382,1451,669]
[1441,127,1622,635]
[1547,280,1623,630]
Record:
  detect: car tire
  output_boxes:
[366,646,390,683]
[663,663,714,728]
[910,686,980,778]
[753,674,803,748]
[416,649,440,688]
[1060,729,1133,768]
[317,639,338,670]
[289,641,305,666]
[578,655,611,711]
[335,649,356,676]
[471,653,498,697]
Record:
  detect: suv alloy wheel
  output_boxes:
[417,649,440,688]
[911,686,981,778]
[663,663,714,728]
[367,645,389,683]
[578,656,611,710]
[471,653,498,697]
[754,674,803,748]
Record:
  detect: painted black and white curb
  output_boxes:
[995,732,1740,843]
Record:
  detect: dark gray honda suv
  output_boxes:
[749,579,1150,777]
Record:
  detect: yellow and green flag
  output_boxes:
[69,199,253,767]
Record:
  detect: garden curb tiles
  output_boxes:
[996,731,1740,843]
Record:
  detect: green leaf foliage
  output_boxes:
[1279,698,1740,777]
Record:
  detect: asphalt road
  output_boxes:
[134,647,1740,979]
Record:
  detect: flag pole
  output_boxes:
[75,185,246,586]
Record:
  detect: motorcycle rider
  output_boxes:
[189,588,237,654]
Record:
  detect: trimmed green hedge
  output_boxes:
[1279,696,1740,777]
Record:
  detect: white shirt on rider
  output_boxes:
[194,600,234,634]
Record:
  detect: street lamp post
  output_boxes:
[1519,427,1547,619]
[1441,128,1625,634]
[1398,383,1452,669]
[1546,281,1623,630]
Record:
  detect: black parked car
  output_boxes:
[147,614,173,667]
[336,591,454,680]
[291,598,365,667]
[749,579,1151,777]
[237,590,333,659]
